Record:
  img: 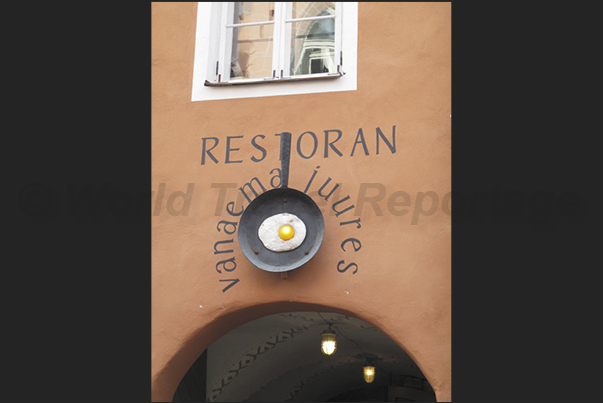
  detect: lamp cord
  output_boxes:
[327,318,393,384]
[332,324,365,356]
[316,312,392,382]
[317,312,330,326]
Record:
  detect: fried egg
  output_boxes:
[258,213,307,252]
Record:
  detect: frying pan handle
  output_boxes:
[279,132,291,188]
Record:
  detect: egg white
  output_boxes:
[258,213,307,252]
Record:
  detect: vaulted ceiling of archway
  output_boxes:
[206,312,434,402]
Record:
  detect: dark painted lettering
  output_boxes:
[219,278,240,293]
[225,135,243,164]
[304,166,320,194]
[331,195,355,217]
[340,217,362,229]
[350,128,369,157]
[201,137,219,165]
[270,168,282,189]
[213,239,234,255]
[216,256,237,273]
[226,201,244,216]
[217,220,238,235]
[239,177,266,204]
[324,130,343,157]
[251,134,267,162]
[297,131,318,159]
[341,238,362,252]
[337,260,359,274]
[317,177,341,201]
[376,126,396,155]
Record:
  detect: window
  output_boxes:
[191,2,357,101]
[206,2,343,86]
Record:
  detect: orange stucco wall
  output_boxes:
[152,2,451,401]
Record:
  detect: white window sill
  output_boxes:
[204,72,344,87]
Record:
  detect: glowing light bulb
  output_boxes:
[363,365,375,383]
[278,224,295,241]
[322,341,336,355]
[321,332,337,355]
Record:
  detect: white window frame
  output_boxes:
[191,2,357,102]
[208,2,342,85]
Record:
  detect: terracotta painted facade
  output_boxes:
[152,2,451,401]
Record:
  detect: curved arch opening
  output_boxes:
[171,306,436,402]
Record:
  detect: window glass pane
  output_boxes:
[230,24,274,80]
[291,2,335,19]
[289,17,335,76]
[234,2,275,24]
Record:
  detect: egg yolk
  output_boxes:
[278,224,295,241]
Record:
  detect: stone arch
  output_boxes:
[152,301,444,401]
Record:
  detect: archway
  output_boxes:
[172,309,436,402]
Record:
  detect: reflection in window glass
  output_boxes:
[234,2,275,24]
[230,24,274,80]
[292,2,335,19]
[289,9,335,76]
